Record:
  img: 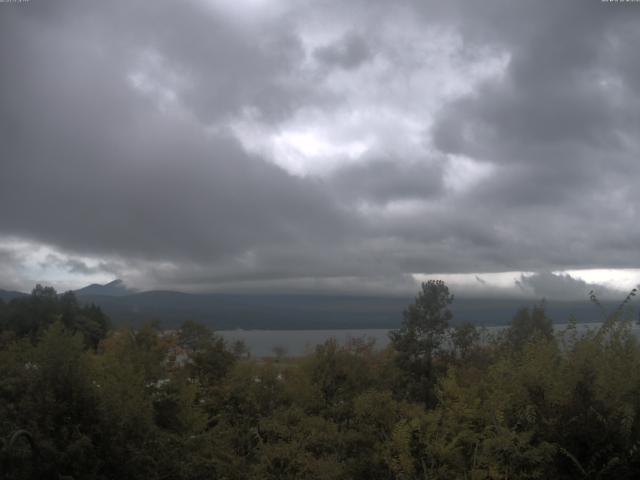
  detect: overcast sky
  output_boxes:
[2,0,640,299]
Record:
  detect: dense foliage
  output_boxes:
[1,281,640,479]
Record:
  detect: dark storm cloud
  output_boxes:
[1,0,640,294]
[130,2,310,124]
[430,1,640,167]
[0,1,352,264]
[422,0,640,271]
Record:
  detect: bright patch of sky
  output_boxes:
[230,17,509,178]
[0,238,113,292]
[443,155,495,194]
[127,49,191,115]
[562,269,640,293]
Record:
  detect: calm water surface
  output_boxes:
[219,322,640,357]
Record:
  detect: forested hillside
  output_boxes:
[1,282,639,479]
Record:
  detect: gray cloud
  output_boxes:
[0,2,352,264]
[64,259,101,275]
[424,0,640,272]
[48,256,119,276]
[475,275,487,285]
[314,32,372,70]
[0,249,25,292]
[327,156,445,204]
[1,0,640,295]
[516,272,622,301]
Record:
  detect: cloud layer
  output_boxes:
[1,0,640,295]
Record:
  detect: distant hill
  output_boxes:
[74,291,407,330]
[2,282,633,329]
[0,289,28,302]
[74,279,135,297]
[72,291,627,330]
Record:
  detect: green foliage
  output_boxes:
[451,322,482,361]
[2,282,640,479]
[390,280,454,405]
[503,304,554,353]
[0,285,109,348]
[178,320,236,386]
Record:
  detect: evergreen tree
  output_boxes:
[390,280,453,405]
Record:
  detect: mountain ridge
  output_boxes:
[2,283,634,330]
[70,291,626,330]
[0,289,28,302]
[74,279,135,297]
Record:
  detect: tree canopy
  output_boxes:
[1,282,640,479]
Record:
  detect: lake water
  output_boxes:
[219,322,640,357]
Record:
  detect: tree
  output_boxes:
[178,320,236,386]
[450,322,481,361]
[390,280,454,405]
[504,304,553,352]
[272,345,287,361]
[0,286,110,348]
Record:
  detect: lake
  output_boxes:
[219,322,640,357]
